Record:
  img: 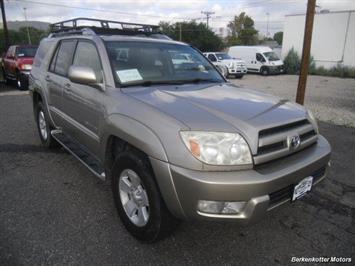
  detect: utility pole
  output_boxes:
[296,0,316,105]
[201,11,215,28]
[266,12,270,37]
[179,22,182,41]
[23,7,31,45]
[0,0,10,49]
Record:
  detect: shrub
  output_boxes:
[310,64,355,78]
[283,48,300,74]
[283,48,355,78]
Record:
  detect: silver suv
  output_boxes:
[30,18,331,242]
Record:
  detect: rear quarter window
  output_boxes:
[33,41,53,68]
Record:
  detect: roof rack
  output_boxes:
[49,17,163,38]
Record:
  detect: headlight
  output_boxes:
[180,131,252,165]
[307,110,319,134]
[20,64,32,70]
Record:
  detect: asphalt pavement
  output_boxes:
[0,84,354,266]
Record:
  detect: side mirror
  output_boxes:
[68,66,98,85]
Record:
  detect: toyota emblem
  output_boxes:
[289,135,301,149]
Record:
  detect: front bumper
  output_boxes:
[269,65,285,74]
[163,135,330,223]
[228,67,247,75]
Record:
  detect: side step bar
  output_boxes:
[51,130,106,181]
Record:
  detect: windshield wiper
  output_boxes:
[121,80,186,87]
[179,78,222,84]
[121,78,221,87]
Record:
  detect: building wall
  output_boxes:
[282,11,355,68]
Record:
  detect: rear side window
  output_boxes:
[50,40,76,76]
[72,41,103,83]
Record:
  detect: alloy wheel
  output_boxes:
[119,169,150,227]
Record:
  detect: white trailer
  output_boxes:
[282,10,355,69]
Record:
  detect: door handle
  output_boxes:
[64,83,71,92]
[45,75,51,82]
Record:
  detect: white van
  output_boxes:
[228,46,284,75]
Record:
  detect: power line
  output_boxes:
[10,0,187,20]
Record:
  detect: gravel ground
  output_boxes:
[230,74,355,127]
[0,82,354,265]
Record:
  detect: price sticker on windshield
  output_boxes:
[116,69,143,83]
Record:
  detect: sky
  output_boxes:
[2,0,355,36]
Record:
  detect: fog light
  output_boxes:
[197,200,246,214]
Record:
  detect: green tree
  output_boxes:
[226,12,258,45]
[273,31,283,45]
[0,27,48,54]
[159,21,224,52]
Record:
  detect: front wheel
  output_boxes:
[16,72,28,90]
[112,151,179,242]
[260,67,269,76]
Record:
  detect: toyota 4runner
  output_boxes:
[30,18,331,242]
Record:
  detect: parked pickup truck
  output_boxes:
[1,45,38,90]
[30,18,331,242]
[203,52,247,78]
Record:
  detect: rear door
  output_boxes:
[46,39,77,126]
[61,39,104,155]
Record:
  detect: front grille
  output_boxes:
[258,141,286,155]
[254,119,318,164]
[268,166,327,208]
[259,119,309,137]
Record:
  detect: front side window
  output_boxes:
[263,51,280,61]
[105,41,223,87]
[207,54,217,62]
[73,41,103,83]
[256,53,266,63]
[51,40,77,76]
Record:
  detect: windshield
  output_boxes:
[105,41,224,86]
[263,51,279,61]
[215,53,232,60]
[16,47,37,57]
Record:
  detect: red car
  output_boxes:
[1,45,38,90]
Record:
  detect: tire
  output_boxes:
[1,68,10,85]
[112,151,179,242]
[35,101,58,148]
[260,67,269,76]
[16,71,28,90]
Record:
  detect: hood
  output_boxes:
[123,83,306,134]
[269,59,283,66]
[221,58,245,65]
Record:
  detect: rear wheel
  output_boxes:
[1,68,10,85]
[112,151,179,242]
[35,101,58,148]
